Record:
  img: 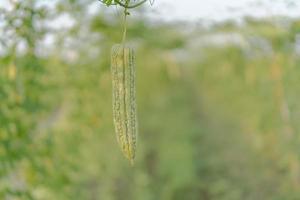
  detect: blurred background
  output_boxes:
[1,0,300,199]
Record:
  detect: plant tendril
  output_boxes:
[99,0,148,9]
[115,0,147,9]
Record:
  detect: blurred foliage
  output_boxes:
[1,0,300,199]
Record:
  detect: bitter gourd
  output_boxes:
[111,44,137,164]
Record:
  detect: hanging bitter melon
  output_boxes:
[111,44,137,164]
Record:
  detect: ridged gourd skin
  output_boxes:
[111,44,137,164]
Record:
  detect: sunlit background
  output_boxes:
[159,0,299,20]
[1,0,300,199]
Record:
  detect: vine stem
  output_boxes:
[99,0,147,9]
[115,0,147,9]
[122,6,128,45]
